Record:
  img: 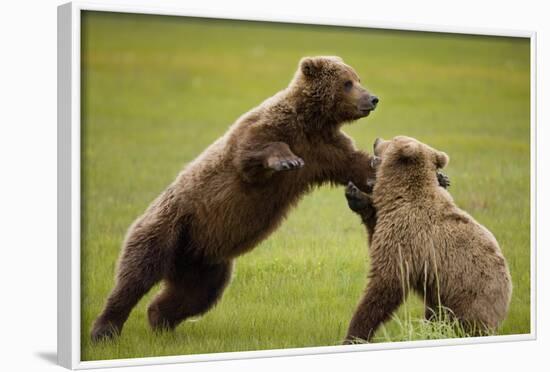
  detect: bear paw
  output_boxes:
[267,156,305,172]
[345,181,373,212]
[437,171,451,189]
[147,305,176,332]
[90,319,120,342]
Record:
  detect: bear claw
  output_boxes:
[437,171,451,189]
[271,157,305,172]
[346,181,360,196]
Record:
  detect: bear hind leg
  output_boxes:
[91,236,164,342]
[344,273,405,344]
[148,260,233,331]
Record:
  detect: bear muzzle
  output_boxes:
[358,94,379,115]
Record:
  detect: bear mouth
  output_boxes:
[359,108,373,117]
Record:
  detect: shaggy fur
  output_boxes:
[91,56,381,341]
[344,136,512,343]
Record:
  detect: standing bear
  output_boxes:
[90,56,382,341]
[344,136,512,343]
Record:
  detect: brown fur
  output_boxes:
[344,136,512,343]
[91,56,380,341]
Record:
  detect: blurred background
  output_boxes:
[80,11,530,361]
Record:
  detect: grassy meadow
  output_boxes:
[80,11,531,361]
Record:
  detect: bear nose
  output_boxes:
[370,96,379,106]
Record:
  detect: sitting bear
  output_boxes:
[344,136,512,343]
[91,56,383,341]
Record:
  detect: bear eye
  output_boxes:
[344,80,353,91]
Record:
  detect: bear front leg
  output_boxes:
[237,141,304,183]
[346,150,376,192]
[344,272,404,344]
[345,182,377,244]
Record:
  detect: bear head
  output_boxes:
[291,56,379,125]
[372,136,449,189]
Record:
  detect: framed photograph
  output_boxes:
[58,1,536,369]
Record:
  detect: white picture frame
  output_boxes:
[57,1,537,369]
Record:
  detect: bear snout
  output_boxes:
[369,95,379,107]
[358,93,379,113]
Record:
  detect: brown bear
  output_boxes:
[344,136,512,343]
[90,56,382,341]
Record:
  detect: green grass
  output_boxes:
[80,11,531,361]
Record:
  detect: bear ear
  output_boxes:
[300,57,324,78]
[397,141,420,160]
[435,151,449,169]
